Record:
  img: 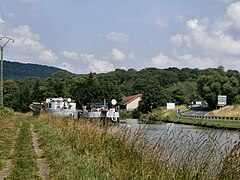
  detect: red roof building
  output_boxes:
[120,94,143,111]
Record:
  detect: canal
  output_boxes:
[119,119,240,162]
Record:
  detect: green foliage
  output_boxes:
[3,60,64,80]
[119,111,132,119]
[131,108,142,119]
[197,68,239,109]
[0,105,13,114]
[2,64,240,112]
[3,80,20,110]
[168,81,202,105]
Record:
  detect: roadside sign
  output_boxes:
[218,95,227,106]
[167,103,175,110]
[176,109,180,114]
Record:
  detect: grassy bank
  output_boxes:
[8,115,40,179]
[1,110,240,179]
[0,107,16,170]
[33,113,239,179]
[157,108,240,130]
[34,114,164,179]
[208,105,240,117]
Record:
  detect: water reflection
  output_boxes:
[120,119,240,158]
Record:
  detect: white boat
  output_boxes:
[30,98,120,122]
[30,97,78,119]
[81,102,120,122]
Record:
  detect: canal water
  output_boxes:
[119,119,240,160]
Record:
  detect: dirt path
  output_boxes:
[0,128,20,180]
[31,124,50,180]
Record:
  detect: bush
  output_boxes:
[119,111,132,119]
[0,105,13,115]
[131,109,142,119]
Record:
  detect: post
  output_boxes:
[0,46,3,105]
[0,37,14,106]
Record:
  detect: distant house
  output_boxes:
[120,94,143,111]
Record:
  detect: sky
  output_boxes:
[0,0,240,74]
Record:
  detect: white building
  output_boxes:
[120,94,143,111]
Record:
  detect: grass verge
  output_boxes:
[33,113,240,179]
[33,114,164,179]
[8,115,40,179]
[160,109,240,130]
[0,109,17,170]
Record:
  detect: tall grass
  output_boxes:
[208,105,240,117]
[0,107,17,170]
[34,113,240,179]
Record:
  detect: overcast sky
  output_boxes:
[0,0,240,74]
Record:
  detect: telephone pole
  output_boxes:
[0,37,14,106]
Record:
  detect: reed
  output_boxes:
[33,113,240,179]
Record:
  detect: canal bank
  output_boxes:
[146,108,240,131]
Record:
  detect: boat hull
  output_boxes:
[47,109,78,119]
[82,111,120,122]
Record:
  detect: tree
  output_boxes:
[168,81,201,105]
[138,80,170,113]
[3,80,20,110]
[197,69,239,109]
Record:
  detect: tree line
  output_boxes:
[3,66,240,113]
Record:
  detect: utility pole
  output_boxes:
[0,37,14,106]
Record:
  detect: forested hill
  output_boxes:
[3,63,240,112]
[3,60,63,80]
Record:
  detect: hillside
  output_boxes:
[3,60,63,80]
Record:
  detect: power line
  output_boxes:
[0,36,14,105]
[0,0,11,37]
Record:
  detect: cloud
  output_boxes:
[38,49,58,63]
[80,53,115,73]
[148,53,176,68]
[100,32,129,43]
[60,62,75,73]
[128,53,135,59]
[0,18,5,24]
[227,2,240,29]
[172,18,240,56]
[0,22,59,66]
[154,17,166,28]
[63,51,79,60]
[11,25,44,52]
[169,2,240,70]
[109,48,126,61]
[60,48,133,73]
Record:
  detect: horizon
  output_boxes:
[1,0,240,74]
[4,59,240,75]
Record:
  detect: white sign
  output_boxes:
[196,101,202,105]
[218,95,227,106]
[111,99,117,105]
[167,103,175,110]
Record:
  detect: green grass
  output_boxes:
[1,111,239,179]
[7,115,40,179]
[0,111,18,170]
[160,110,240,130]
[33,113,240,179]
[34,114,164,179]
[33,117,104,179]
